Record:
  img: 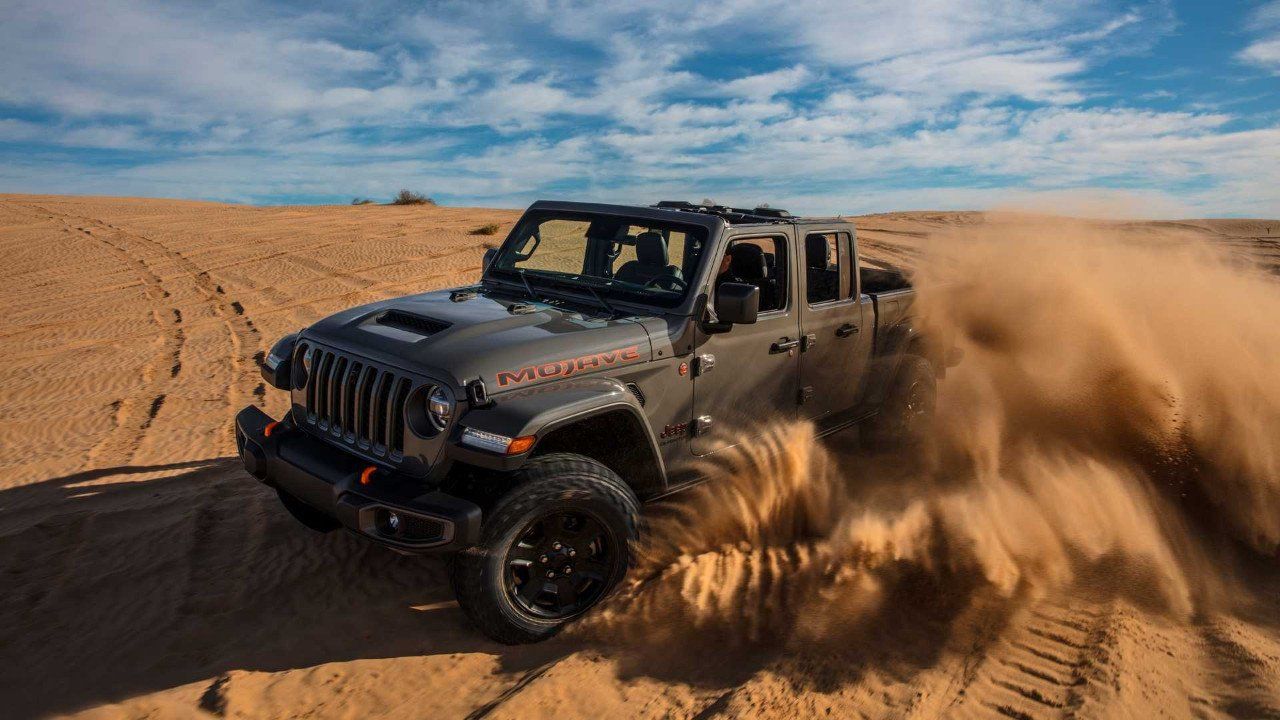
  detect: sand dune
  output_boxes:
[1,194,1279,719]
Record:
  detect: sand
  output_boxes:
[1,194,1279,719]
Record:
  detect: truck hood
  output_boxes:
[301,286,655,391]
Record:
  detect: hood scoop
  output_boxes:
[376,309,451,336]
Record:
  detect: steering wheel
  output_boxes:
[644,274,687,292]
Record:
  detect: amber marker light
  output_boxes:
[506,435,536,455]
[263,421,280,437]
[360,466,377,485]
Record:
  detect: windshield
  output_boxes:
[488,211,708,309]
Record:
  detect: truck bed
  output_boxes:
[862,265,914,352]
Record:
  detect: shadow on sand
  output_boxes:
[0,460,565,719]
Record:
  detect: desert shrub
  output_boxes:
[469,223,502,236]
[391,189,435,205]
[351,197,375,205]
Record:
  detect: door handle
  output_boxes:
[770,337,800,353]
[836,323,859,338]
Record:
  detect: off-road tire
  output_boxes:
[862,354,936,449]
[450,453,640,644]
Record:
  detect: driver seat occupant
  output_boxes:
[718,242,781,311]
[614,231,681,286]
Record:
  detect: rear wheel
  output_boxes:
[863,354,936,448]
[451,453,640,644]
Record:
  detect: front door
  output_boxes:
[690,232,800,455]
[797,229,872,427]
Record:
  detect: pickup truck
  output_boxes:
[236,200,943,643]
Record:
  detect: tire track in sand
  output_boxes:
[6,201,186,467]
[24,202,264,448]
[944,600,1114,720]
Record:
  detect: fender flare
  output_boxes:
[454,376,666,484]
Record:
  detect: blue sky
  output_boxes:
[1,0,1277,216]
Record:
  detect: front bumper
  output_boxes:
[235,405,481,552]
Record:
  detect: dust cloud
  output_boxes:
[586,217,1280,648]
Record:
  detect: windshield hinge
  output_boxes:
[693,354,715,376]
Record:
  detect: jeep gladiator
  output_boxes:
[237,200,942,643]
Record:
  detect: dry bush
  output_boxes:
[469,223,502,236]
[390,189,435,205]
[351,197,375,205]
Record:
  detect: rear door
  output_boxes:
[797,227,872,427]
[690,230,800,455]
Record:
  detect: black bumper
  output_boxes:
[235,405,481,552]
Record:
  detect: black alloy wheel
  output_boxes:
[504,510,620,619]
[450,453,640,644]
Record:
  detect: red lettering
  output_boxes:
[495,345,644,388]
[496,367,536,387]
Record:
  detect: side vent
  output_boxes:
[378,310,451,336]
[625,382,646,407]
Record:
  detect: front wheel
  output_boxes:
[450,453,640,644]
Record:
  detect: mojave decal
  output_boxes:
[495,345,642,387]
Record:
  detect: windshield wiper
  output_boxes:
[515,269,539,302]
[524,273,621,318]
[581,284,619,318]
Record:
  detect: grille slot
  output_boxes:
[303,347,413,458]
[378,310,451,336]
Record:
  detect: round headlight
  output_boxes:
[427,386,453,430]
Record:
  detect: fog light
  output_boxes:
[373,507,401,536]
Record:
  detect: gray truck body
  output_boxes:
[236,200,931,553]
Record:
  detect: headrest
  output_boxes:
[634,231,667,265]
[728,243,767,280]
[805,234,830,269]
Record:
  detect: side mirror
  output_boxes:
[482,248,497,273]
[714,283,759,325]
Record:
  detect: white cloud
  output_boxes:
[1241,0,1280,73]
[1241,38,1280,71]
[0,0,1276,215]
[715,66,813,98]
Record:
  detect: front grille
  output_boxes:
[301,344,413,458]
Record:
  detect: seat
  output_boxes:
[723,243,780,311]
[805,234,837,302]
[615,231,680,286]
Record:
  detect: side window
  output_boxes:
[804,232,848,305]
[716,236,788,313]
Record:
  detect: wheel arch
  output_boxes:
[453,377,667,499]
[530,406,666,499]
